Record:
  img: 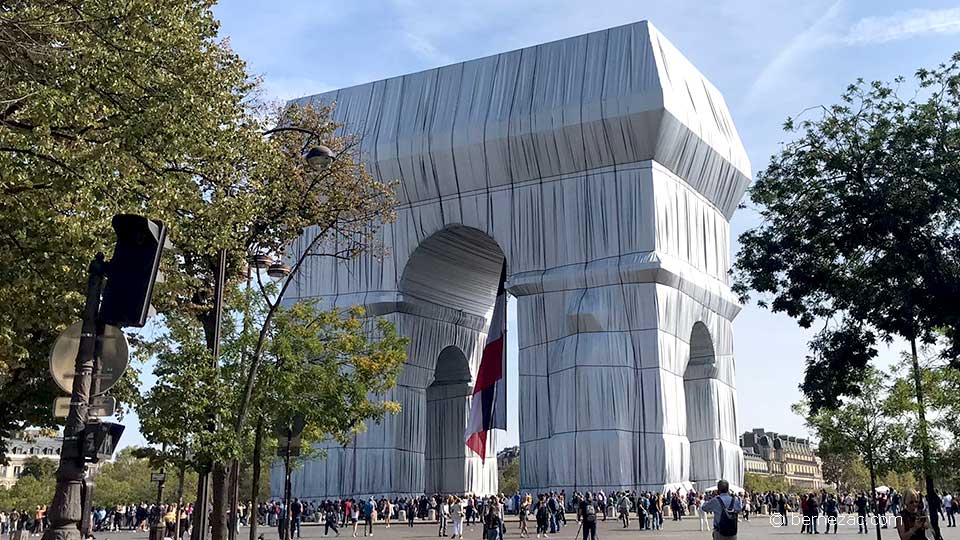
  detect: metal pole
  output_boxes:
[193,249,227,540]
[43,254,107,540]
[284,429,292,540]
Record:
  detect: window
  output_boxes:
[14,466,21,477]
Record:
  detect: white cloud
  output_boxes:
[843,7,960,44]
[743,3,960,106]
[742,0,844,108]
[401,31,454,66]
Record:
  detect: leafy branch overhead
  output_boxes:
[0,0,399,453]
[734,52,960,411]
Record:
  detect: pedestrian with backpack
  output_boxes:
[577,493,598,540]
[702,480,742,540]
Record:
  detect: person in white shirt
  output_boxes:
[450,497,464,539]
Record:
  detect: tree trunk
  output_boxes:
[174,462,186,540]
[866,446,880,540]
[249,417,264,540]
[211,463,228,540]
[191,469,210,540]
[909,337,944,540]
[228,460,239,540]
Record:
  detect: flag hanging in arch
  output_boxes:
[464,261,507,462]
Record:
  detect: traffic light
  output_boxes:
[99,214,167,327]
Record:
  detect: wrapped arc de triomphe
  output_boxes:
[273,20,749,499]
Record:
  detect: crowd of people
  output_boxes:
[2,484,957,540]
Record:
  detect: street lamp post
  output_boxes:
[43,255,107,540]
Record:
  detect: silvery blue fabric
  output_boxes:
[274,20,748,500]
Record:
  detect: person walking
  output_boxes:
[855,493,870,535]
[577,493,598,540]
[897,490,931,540]
[405,499,415,529]
[810,493,821,534]
[518,495,529,539]
[535,495,550,539]
[948,495,958,528]
[450,496,464,539]
[438,497,450,538]
[484,497,503,540]
[363,498,375,537]
[617,493,630,528]
[324,502,340,537]
[825,494,839,534]
[701,480,742,540]
[697,494,709,532]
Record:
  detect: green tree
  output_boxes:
[743,472,790,494]
[1,3,398,538]
[139,289,407,540]
[817,446,870,493]
[734,52,960,540]
[0,474,56,511]
[0,0,273,447]
[799,367,906,540]
[18,456,57,481]
[886,347,960,490]
[93,448,198,508]
[498,461,519,495]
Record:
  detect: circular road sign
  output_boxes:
[49,321,130,395]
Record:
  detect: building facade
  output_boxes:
[497,446,520,471]
[740,428,824,490]
[276,20,750,500]
[1,429,63,488]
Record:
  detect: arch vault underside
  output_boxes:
[276,20,748,499]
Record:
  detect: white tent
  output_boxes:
[875,486,890,494]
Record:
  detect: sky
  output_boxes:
[115,0,960,452]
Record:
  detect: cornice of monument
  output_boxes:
[293,20,751,220]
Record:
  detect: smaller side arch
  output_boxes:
[425,345,473,494]
[683,321,722,488]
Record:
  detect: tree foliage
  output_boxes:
[18,456,56,481]
[798,367,907,493]
[0,0,399,460]
[817,445,870,493]
[138,287,408,474]
[92,448,199,508]
[733,52,960,412]
[0,448,194,510]
[0,0,263,446]
[886,347,960,490]
[498,460,519,496]
[743,472,791,494]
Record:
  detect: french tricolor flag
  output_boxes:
[464,262,507,462]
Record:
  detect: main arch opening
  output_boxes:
[684,321,721,488]
[399,225,506,495]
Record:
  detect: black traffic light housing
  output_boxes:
[80,421,125,463]
[100,214,166,327]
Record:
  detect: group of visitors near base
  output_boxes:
[747,487,958,537]
[2,482,957,540]
[262,481,956,540]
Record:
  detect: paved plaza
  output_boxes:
[88,515,960,540]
